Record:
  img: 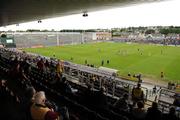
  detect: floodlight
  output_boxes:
[38,20,42,23]
[82,12,88,17]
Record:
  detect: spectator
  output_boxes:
[45,60,50,72]
[114,93,129,112]
[12,56,19,67]
[23,87,36,119]
[173,93,180,107]
[83,84,93,105]
[132,83,144,106]
[132,101,146,120]
[56,60,64,75]
[24,87,36,105]
[18,67,32,88]
[18,68,28,81]
[30,91,60,120]
[93,87,108,110]
[164,107,180,120]
[21,58,31,74]
[10,62,20,79]
[37,58,45,72]
[0,80,6,87]
[152,86,157,95]
[59,77,73,95]
[50,72,62,85]
[50,60,55,73]
[146,102,162,120]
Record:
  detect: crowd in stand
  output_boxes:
[112,37,180,46]
[0,47,180,120]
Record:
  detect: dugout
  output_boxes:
[98,66,119,77]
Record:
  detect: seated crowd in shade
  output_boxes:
[0,47,180,120]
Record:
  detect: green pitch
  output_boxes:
[24,42,180,83]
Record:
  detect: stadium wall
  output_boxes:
[6,32,97,48]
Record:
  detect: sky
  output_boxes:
[0,0,180,31]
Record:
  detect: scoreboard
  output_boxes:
[0,36,16,48]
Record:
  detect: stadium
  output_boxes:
[1,0,180,120]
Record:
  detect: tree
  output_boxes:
[159,29,169,35]
[145,29,155,34]
[26,29,40,32]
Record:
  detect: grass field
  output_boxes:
[24,42,180,83]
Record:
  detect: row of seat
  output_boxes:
[28,67,129,120]
[0,78,24,120]
[0,59,112,120]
